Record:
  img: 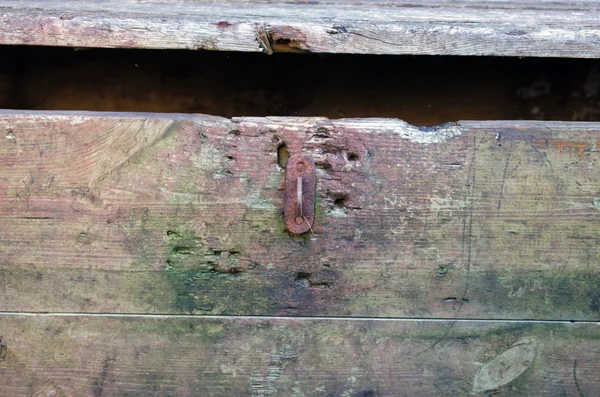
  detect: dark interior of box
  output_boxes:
[1,45,599,125]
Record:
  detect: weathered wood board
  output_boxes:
[0,315,597,396]
[1,111,598,320]
[2,0,600,57]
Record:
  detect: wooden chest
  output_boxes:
[0,1,598,396]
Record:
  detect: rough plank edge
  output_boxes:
[5,108,600,127]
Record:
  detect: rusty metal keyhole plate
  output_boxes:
[284,154,315,234]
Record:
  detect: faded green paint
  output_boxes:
[159,222,283,315]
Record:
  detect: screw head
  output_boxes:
[295,216,304,225]
[297,162,306,172]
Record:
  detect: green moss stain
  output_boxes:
[165,227,229,313]
[165,228,206,270]
[153,127,290,315]
[161,224,277,315]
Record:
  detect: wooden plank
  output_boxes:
[46,0,600,8]
[1,1,600,57]
[0,111,598,320]
[0,314,597,396]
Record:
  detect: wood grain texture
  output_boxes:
[0,111,598,320]
[1,0,600,57]
[0,314,597,396]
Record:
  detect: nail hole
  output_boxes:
[277,143,289,168]
[296,272,312,281]
[347,153,359,161]
[444,297,469,303]
[332,193,348,207]
[295,272,333,289]
[315,162,332,170]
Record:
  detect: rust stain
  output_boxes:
[284,154,315,235]
[550,140,590,157]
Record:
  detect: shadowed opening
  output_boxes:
[1,46,599,124]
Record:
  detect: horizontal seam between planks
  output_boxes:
[0,312,597,324]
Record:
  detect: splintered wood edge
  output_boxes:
[1,1,600,58]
